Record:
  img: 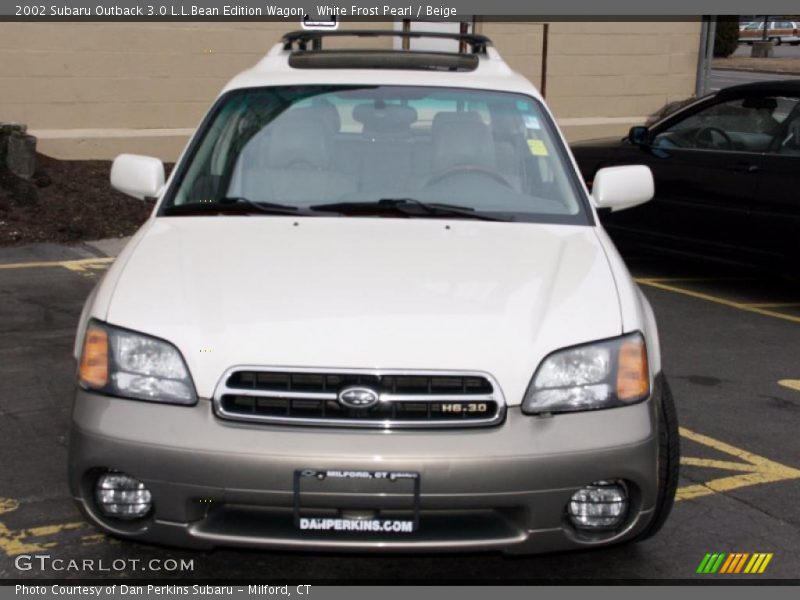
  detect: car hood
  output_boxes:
[105,217,622,404]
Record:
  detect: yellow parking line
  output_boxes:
[80,533,106,545]
[742,302,800,308]
[676,427,800,501]
[0,521,88,556]
[680,457,760,472]
[24,522,86,538]
[0,498,91,557]
[0,498,19,516]
[636,278,800,325]
[0,257,114,272]
[778,379,800,392]
[639,277,754,283]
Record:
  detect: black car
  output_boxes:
[571,81,800,268]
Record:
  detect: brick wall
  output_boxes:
[0,20,701,159]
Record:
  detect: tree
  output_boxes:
[714,16,741,58]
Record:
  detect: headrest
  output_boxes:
[311,98,341,135]
[265,108,331,170]
[353,103,417,135]
[491,111,526,139]
[431,111,496,172]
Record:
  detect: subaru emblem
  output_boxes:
[338,386,380,409]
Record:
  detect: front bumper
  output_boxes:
[68,386,660,554]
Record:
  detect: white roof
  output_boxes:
[220,42,542,100]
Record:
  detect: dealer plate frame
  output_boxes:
[292,469,421,532]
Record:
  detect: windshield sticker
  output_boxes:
[524,115,541,129]
[527,139,549,156]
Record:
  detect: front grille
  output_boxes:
[213,368,505,429]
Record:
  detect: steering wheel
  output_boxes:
[426,165,514,189]
[694,126,733,150]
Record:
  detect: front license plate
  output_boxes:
[293,469,420,533]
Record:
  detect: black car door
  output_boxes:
[751,97,800,264]
[606,94,773,259]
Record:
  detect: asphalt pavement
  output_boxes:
[732,43,800,59]
[1,240,799,582]
[709,68,800,91]
[710,43,800,90]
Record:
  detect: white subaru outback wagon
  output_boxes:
[70,30,679,554]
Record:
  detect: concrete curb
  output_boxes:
[0,237,131,265]
[81,237,131,258]
[712,66,800,76]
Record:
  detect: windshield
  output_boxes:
[163,85,590,224]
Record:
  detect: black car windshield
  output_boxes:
[163,85,590,224]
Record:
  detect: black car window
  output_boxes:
[653,96,799,153]
[772,100,800,156]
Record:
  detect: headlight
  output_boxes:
[78,320,196,405]
[522,332,648,414]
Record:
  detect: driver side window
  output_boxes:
[653,96,794,153]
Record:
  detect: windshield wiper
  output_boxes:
[219,197,303,214]
[310,198,511,221]
[162,197,302,216]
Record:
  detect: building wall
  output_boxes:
[477,20,702,141]
[0,20,701,160]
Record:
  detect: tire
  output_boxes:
[634,374,680,541]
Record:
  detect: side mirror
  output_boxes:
[592,165,654,212]
[110,154,165,200]
[628,126,650,146]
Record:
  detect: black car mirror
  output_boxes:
[628,126,650,146]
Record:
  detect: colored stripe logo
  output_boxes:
[697,553,773,574]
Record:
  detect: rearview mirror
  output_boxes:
[592,165,654,212]
[742,96,777,110]
[628,126,650,145]
[110,154,165,200]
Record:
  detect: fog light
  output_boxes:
[95,472,152,520]
[567,480,628,529]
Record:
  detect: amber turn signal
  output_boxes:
[79,324,109,388]
[616,335,649,402]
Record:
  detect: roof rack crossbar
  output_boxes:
[281,30,491,55]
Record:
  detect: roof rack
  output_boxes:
[281,30,492,55]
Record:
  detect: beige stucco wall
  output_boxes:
[0,20,701,160]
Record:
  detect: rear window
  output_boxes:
[164,85,590,224]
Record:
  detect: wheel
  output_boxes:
[426,164,515,189]
[769,36,781,45]
[634,373,680,541]
[791,41,800,46]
